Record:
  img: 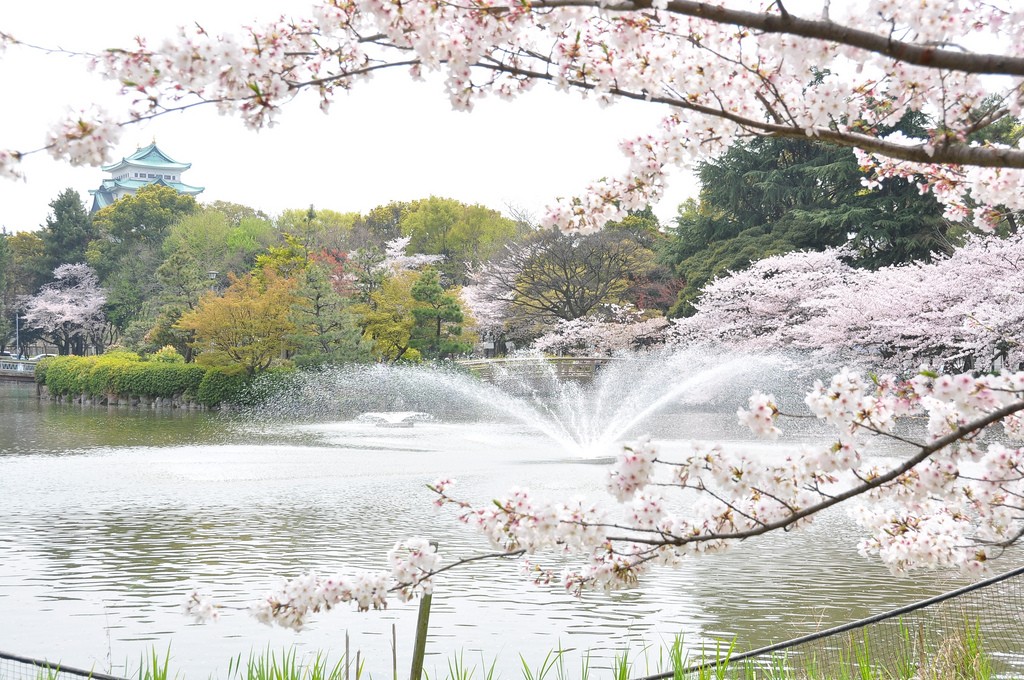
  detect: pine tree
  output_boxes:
[40,189,95,275]
[409,268,472,360]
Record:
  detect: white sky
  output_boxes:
[0,2,697,232]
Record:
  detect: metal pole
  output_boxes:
[408,541,437,680]
[408,591,433,680]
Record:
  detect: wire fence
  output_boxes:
[0,650,128,680]
[637,564,1024,680]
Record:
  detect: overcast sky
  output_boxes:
[0,2,698,233]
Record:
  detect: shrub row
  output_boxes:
[37,355,259,407]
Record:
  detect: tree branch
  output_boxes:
[530,0,1024,77]
[612,399,1024,547]
[473,61,1024,169]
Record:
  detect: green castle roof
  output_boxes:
[101,142,192,172]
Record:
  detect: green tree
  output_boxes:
[662,126,948,316]
[289,263,372,367]
[350,201,406,250]
[409,268,472,360]
[164,204,277,281]
[39,188,95,274]
[204,200,270,226]
[254,233,313,278]
[163,209,232,276]
[276,205,359,254]
[225,215,278,271]
[484,228,655,331]
[176,271,297,374]
[5,231,49,298]
[144,248,212,360]
[89,185,198,331]
[0,234,11,350]
[605,207,682,313]
[357,270,420,363]
[2,231,48,351]
[400,197,519,284]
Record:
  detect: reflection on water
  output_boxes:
[0,383,1017,678]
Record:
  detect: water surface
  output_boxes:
[0,378,1015,678]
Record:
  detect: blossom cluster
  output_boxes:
[185,538,439,630]
[856,148,1024,233]
[736,392,781,440]
[44,106,122,167]
[530,304,671,356]
[20,263,108,348]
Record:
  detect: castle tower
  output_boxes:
[89,143,204,212]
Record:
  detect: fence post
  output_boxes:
[409,541,437,680]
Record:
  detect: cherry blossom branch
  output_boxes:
[185,540,525,630]
[531,0,1024,77]
[473,60,1024,169]
[624,400,1024,547]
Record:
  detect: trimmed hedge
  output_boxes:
[43,356,95,397]
[38,354,241,407]
[114,362,206,398]
[196,367,253,407]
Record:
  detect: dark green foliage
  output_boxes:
[41,356,93,396]
[196,366,254,407]
[84,357,131,397]
[409,268,472,359]
[401,197,520,284]
[195,366,293,407]
[5,231,50,307]
[349,201,406,250]
[40,188,95,273]
[33,356,53,384]
[40,353,280,407]
[0,234,11,349]
[241,367,298,405]
[289,263,373,367]
[112,362,206,398]
[89,184,199,331]
[662,118,949,316]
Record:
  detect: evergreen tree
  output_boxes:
[289,263,373,367]
[143,249,212,360]
[409,268,472,360]
[662,118,949,316]
[400,197,519,285]
[39,189,95,274]
[0,234,12,350]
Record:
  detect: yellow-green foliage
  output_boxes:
[42,356,94,396]
[151,345,185,363]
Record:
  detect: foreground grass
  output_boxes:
[7,621,999,680]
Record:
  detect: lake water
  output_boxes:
[0,366,1019,679]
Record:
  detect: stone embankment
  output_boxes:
[36,384,211,409]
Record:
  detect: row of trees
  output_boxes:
[672,232,1024,372]
[5,122,1021,374]
[2,183,690,370]
[0,189,526,370]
